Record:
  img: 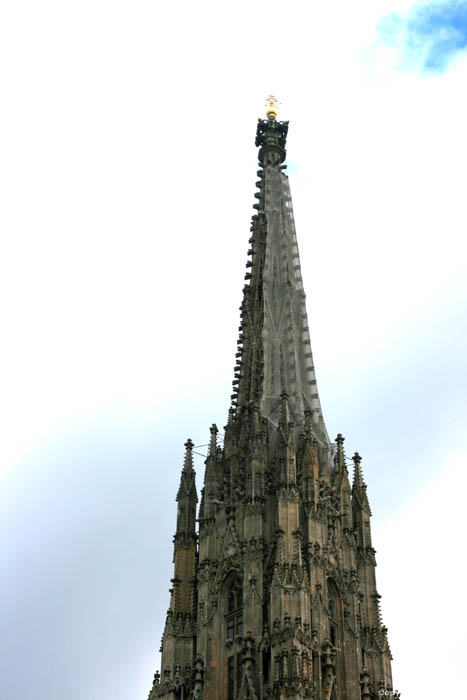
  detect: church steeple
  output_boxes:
[148,105,396,700]
[232,104,329,452]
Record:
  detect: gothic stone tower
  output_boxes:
[148,105,395,700]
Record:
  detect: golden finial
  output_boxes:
[265,95,280,119]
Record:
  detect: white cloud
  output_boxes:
[0,1,466,697]
[376,0,467,72]
[373,451,467,695]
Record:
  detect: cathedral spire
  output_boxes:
[231,101,329,449]
[148,108,395,700]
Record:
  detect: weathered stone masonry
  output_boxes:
[147,109,396,700]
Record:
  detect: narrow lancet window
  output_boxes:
[225,576,244,697]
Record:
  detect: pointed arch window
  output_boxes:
[327,578,345,695]
[225,577,244,699]
[327,579,339,646]
[226,579,243,639]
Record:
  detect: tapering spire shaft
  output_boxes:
[232,113,329,447]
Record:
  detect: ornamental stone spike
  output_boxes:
[208,424,218,457]
[183,438,194,472]
[352,451,365,489]
[176,438,196,501]
[334,433,346,470]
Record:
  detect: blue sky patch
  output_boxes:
[379,1,467,71]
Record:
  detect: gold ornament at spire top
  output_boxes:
[265,95,280,119]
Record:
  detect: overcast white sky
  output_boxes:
[1,1,467,698]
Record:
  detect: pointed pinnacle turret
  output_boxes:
[184,438,194,470]
[334,434,346,470]
[159,442,198,678]
[177,438,196,501]
[352,452,365,489]
[208,424,218,457]
[204,424,224,508]
[352,451,371,515]
[332,433,350,494]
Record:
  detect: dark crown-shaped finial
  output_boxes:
[255,115,289,166]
